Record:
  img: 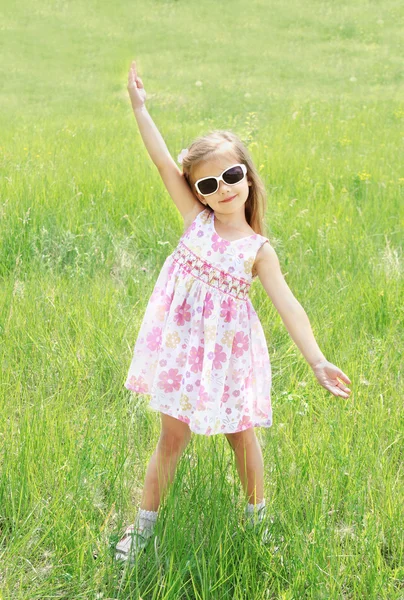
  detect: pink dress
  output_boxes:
[125,208,272,436]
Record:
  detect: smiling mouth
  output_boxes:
[221,195,236,202]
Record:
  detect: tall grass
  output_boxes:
[0,0,403,597]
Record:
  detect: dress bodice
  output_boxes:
[178,208,269,284]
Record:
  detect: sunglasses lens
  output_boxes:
[223,165,244,184]
[198,178,218,195]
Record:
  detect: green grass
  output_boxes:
[0,0,403,597]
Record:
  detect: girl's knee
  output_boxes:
[225,427,256,452]
[159,412,192,453]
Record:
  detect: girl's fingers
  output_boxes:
[128,62,142,89]
[337,369,351,385]
[319,373,351,398]
[327,385,349,398]
[324,383,339,396]
[128,68,139,89]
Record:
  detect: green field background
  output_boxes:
[0,0,403,598]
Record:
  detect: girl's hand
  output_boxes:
[127,60,146,112]
[311,360,352,398]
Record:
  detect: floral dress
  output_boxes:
[125,208,273,436]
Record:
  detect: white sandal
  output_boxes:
[115,523,154,563]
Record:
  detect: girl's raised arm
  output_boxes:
[127,61,200,222]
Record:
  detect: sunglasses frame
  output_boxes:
[194,163,247,197]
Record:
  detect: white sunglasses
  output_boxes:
[194,163,247,197]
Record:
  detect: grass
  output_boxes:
[0,0,403,597]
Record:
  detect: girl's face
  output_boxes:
[192,153,252,212]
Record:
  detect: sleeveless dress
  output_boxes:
[124,208,273,436]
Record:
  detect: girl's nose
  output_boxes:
[218,180,231,192]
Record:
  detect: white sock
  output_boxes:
[136,508,158,534]
[244,499,266,526]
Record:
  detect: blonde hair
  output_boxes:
[181,130,268,237]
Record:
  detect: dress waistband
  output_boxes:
[171,242,250,301]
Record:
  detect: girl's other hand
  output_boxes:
[311,360,352,398]
[127,60,146,111]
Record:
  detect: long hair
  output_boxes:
[181,130,268,237]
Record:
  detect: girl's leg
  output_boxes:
[224,428,265,503]
[116,413,192,556]
[140,412,192,511]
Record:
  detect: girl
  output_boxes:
[115,61,352,563]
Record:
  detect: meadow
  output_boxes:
[0,0,403,598]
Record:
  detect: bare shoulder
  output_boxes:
[182,202,206,231]
[253,240,277,275]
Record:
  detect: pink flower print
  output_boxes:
[202,292,214,319]
[196,385,210,410]
[150,286,161,302]
[220,297,237,323]
[158,368,182,393]
[200,262,211,284]
[126,375,149,393]
[183,221,196,239]
[221,384,230,403]
[213,343,227,369]
[240,315,249,329]
[197,230,204,238]
[212,233,230,254]
[167,261,176,275]
[237,414,253,430]
[176,351,187,368]
[205,427,212,436]
[146,327,162,351]
[196,397,205,411]
[164,291,174,310]
[232,331,249,358]
[178,415,190,425]
[174,300,191,326]
[156,304,166,322]
[188,346,204,374]
[245,367,253,390]
[233,368,244,385]
[225,407,232,415]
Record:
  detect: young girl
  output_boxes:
[115,60,352,563]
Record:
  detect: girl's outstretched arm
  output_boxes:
[255,242,352,398]
[127,60,171,168]
[127,60,200,222]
